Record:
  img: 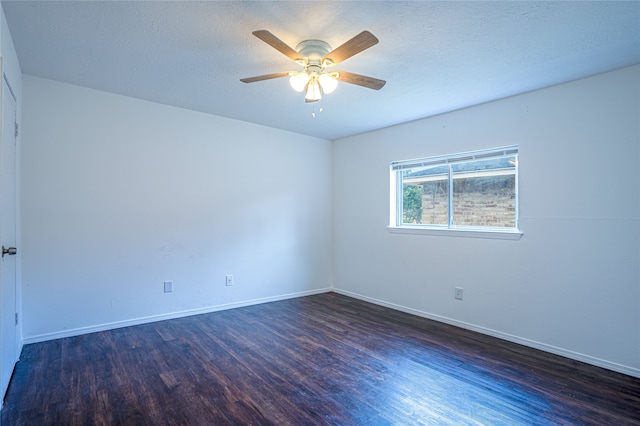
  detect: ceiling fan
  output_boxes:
[240,30,386,103]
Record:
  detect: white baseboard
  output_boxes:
[21,286,640,379]
[22,287,332,345]
[333,288,640,379]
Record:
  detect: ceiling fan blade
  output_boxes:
[240,72,290,83]
[323,31,379,66]
[252,30,302,62]
[336,71,386,90]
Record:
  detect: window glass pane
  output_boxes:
[391,147,518,232]
[401,165,449,225]
[452,156,516,227]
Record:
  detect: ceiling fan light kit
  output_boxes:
[241,30,385,113]
[318,73,338,94]
[306,80,322,102]
[289,72,309,92]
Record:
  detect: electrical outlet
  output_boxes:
[454,287,463,300]
[225,275,233,286]
[164,281,173,293]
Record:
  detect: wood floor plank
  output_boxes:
[2,293,640,425]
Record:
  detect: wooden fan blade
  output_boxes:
[336,71,386,90]
[252,30,302,62]
[322,31,379,65]
[240,72,290,83]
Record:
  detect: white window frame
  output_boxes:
[388,146,523,240]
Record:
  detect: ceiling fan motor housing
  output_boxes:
[296,39,333,66]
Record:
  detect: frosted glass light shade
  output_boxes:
[289,73,310,92]
[318,74,338,94]
[305,81,322,101]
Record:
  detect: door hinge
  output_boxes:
[15,312,18,326]
[14,121,19,138]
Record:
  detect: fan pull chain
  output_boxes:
[311,100,324,118]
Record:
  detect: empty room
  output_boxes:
[0,1,639,424]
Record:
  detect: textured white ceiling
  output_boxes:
[3,1,640,140]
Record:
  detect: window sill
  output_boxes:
[387,226,523,240]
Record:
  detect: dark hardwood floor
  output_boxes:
[2,292,640,425]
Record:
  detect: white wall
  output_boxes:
[333,66,640,376]
[21,76,333,341]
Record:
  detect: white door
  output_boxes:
[0,71,18,400]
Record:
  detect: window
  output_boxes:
[389,146,521,239]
